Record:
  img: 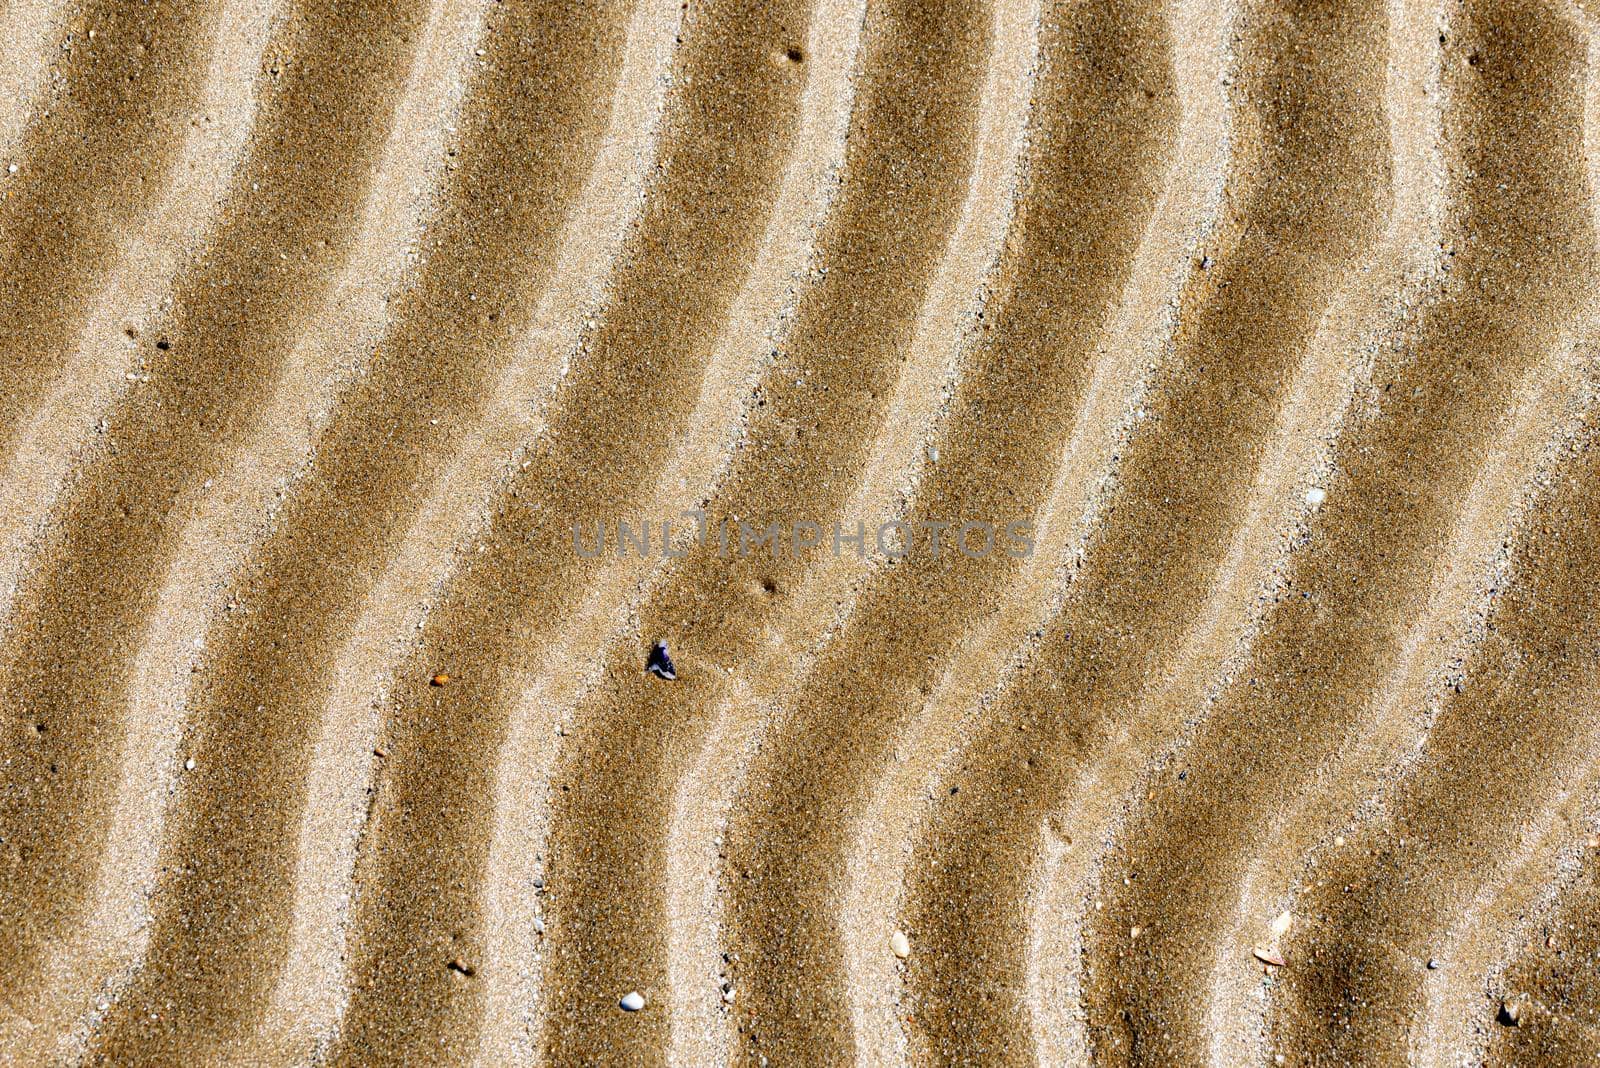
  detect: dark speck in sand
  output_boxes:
[646,640,677,680]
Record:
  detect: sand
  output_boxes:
[1,0,1599,1065]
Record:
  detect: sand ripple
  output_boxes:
[1,0,1598,1064]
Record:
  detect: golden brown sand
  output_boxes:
[2,0,1600,1065]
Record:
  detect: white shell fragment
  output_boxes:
[891,930,911,959]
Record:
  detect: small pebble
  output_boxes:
[184,758,196,771]
[1498,1000,1523,1027]
[1427,958,1441,970]
[1270,911,1293,938]
[1305,486,1327,508]
[620,991,646,1012]
[891,930,911,959]
[722,986,736,1004]
[1130,925,1143,941]
[431,672,451,686]
[647,640,677,680]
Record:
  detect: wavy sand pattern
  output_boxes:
[3,0,1600,1065]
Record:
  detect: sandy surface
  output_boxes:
[2,0,1600,1065]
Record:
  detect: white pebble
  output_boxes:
[184,758,196,771]
[620,991,645,1012]
[890,930,911,959]
[1305,486,1327,508]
